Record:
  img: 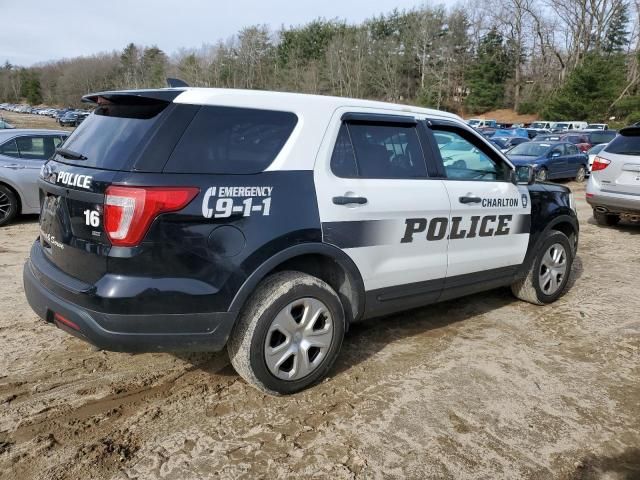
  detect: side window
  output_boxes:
[165,106,298,174]
[15,136,57,160]
[566,144,579,155]
[0,139,19,158]
[330,124,358,177]
[550,145,564,156]
[346,122,427,179]
[434,129,509,181]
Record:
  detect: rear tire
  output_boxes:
[0,185,18,227]
[574,165,586,182]
[228,271,345,395]
[593,209,620,226]
[511,230,573,305]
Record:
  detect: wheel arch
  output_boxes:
[517,213,579,280]
[229,243,366,327]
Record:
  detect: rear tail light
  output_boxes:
[104,186,199,247]
[591,156,611,171]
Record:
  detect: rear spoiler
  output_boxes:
[619,126,640,136]
[82,89,186,105]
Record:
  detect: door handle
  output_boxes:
[333,196,368,206]
[459,196,482,204]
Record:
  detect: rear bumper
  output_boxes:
[586,191,640,215]
[23,253,238,353]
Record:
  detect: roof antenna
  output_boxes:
[166,78,189,88]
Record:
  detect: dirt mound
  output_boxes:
[464,109,539,124]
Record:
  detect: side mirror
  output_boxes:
[512,165,535,185]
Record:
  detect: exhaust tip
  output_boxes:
[595,206,608,213]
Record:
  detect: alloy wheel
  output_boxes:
[539,243,568,295]
[264,297,334,381]
[0,191,11,222]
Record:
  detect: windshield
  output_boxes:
[467,119,481,126]
[555,123,569,129]
[508,142,551,157]
[530,122,547,129]
[587,124,605,129]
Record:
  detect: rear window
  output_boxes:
[54,98,170,170]
[605,130,640,155]
[164,106,298,174]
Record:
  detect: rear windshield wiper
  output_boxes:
[56,147,87,160]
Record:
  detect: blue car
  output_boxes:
[507,141,588,182]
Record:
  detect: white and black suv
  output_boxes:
[23,88,579,394]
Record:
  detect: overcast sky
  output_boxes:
[1,0,455,66]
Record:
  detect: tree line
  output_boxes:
[1,0,639,124]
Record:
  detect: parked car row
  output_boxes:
[455,120,626,183]
[0,103,91,127]
[461,119,640,225]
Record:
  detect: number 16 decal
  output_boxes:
[84,209,100,227]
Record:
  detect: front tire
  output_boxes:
[0,185,18,227]
[228,271,345,395]
[511,230,573,305]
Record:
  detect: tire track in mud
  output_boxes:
[1,353,232,480]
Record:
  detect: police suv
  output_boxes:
[23,88,578,394]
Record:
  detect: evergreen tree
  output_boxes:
[464,28,512,113]
[542,53,626,120]
[120,43,141,88]
[19,69,42,104]
[602,3,630,54]
[141,46,167,88]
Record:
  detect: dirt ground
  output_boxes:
[1,116,639,480]
[465,109,539,125]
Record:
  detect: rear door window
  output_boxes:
[330,124,358,177]
[605,132,640,155]
[345,122,427,178]
[566,144,579,155]
[15,136,58,160]
[164,106,298,174]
